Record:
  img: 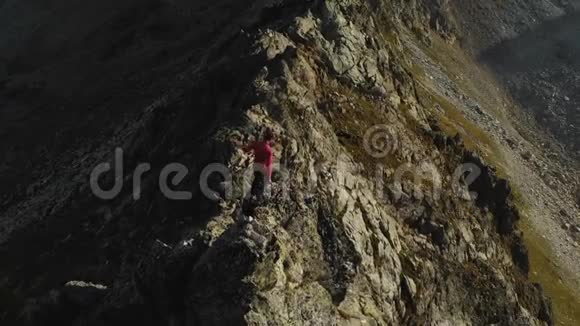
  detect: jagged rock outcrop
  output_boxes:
[0,1,557,325]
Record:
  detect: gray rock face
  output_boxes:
[0,1,555,326]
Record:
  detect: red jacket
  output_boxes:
[245,141,273,179]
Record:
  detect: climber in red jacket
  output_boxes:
[243,128,275,200]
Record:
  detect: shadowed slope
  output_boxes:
[480,12,580,158]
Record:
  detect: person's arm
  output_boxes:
[242,141,256,153]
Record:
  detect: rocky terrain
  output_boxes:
[0,0,578,325]
[481,12,580,160]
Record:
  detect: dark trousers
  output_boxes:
[243,171,269,216]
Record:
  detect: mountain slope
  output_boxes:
[1,0,572,325]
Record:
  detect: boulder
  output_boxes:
[521,150,533,161]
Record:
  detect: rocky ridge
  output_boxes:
[0,0,564,325]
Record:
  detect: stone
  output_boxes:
[431,226,448,247]
[401,275,417,302]
[62,281,108,307]
[511,237,530,275]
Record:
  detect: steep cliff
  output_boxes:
[0,0,572,325]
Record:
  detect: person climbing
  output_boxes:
[242,127,275,202]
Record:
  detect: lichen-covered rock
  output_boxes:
[0,1,556,325]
